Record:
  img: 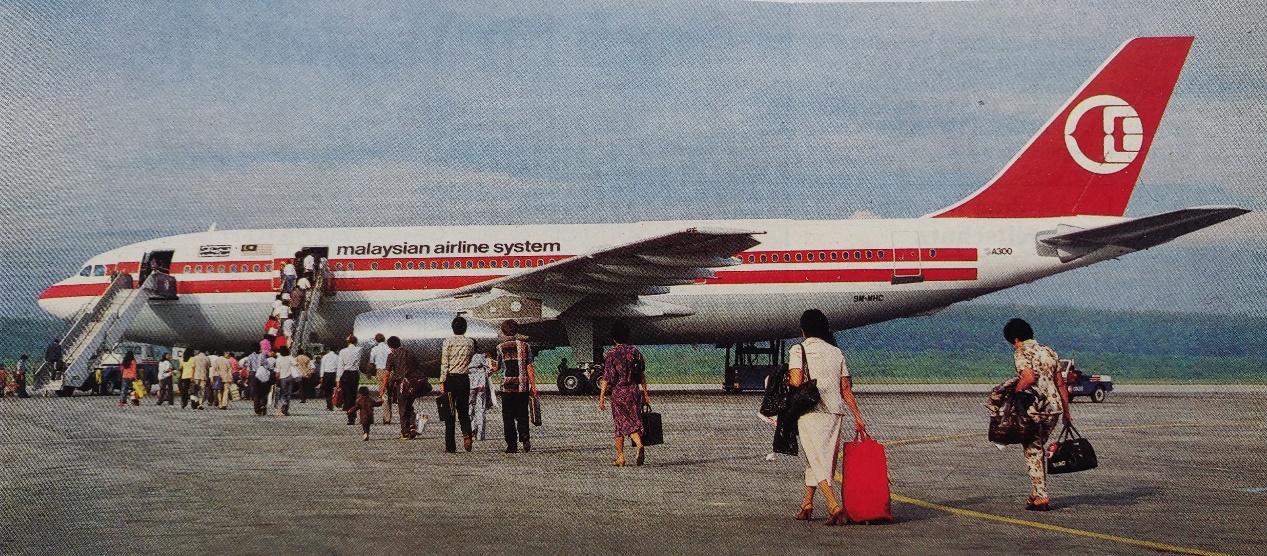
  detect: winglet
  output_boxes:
[928,37,1195,218]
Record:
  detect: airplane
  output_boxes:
[37,36,1248,394]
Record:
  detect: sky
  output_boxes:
[2,0,1265,320]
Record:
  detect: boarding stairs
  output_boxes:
[35,272,173,394]
[289,268,332,354]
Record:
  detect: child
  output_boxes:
[347,386,383,441]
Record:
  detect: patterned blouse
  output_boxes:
[1013,339,1063,417]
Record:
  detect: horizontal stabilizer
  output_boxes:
[1040,206,1249,253]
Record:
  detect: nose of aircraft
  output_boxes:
[37,280,75,319]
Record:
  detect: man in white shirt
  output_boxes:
[337,335,363,425]
[320,348,340,411]
[369,333,393,424]
[283,261,297,293]
[302,252,316,281]
[156,353,174,406]
[274,346,299,416]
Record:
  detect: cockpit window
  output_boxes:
[79,266,92,277]
[93,265,106,276]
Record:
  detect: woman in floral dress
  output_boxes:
[598,321,651,466]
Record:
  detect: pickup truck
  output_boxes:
[1059,359,1113,403]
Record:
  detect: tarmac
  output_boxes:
[1,386,1264,555]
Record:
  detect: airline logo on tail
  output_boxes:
[929,36,1194,219]
[1065,94,1142,174]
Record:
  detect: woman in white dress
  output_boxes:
[788,309,866,525]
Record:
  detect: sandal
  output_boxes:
[635,446,645,466]
[1025,497,1051,511]
[612,458,626,467]
[824,507,846,526]
[795,505,813,521]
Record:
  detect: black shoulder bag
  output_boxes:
[785,344,821,418]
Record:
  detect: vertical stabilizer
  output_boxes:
[928,37,1194,218]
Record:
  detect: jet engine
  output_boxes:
[352,309,501,374]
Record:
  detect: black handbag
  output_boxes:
[1046,424,1098,474]
[529,395,543,427]
[785,346,820,418]
[436,392,453,422]
[640,404,663,446]
[988,391,1037,445]
[759,365,789,417]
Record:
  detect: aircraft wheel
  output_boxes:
[557,371,586,396]
[1090,386,1106,403]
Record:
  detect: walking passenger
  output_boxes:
[213,351,234,409]
[45,339,65,381]
[349,386,383,441]
[788,309,865,525]
[156,353,174,406]
[274,347,298,416]
[370,333,392,424]
[303,251,316,281]
[118,351,139,407]
[320,348,339,411]
[179,352,194,408]
[295,349,313,403]
[252,351,273,416]
[338,336,363,425]
[496,320,537,453]
[191,349,210,410]
[440,317,476,452]
[597,321,651,466]
[1003,318,1073,512]
[386,336,427,440]
[467,350,495,441]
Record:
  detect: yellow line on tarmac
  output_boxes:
[880,423,1231,556]
[890,494,1230,556]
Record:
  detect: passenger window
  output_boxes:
[877,250,885,259]
[831,252,838,261]
[537,259,544,267]
[347,263,355,271]
[183,265,192,273]
[514,260,522,268]
[928,249,937,259]
[79,266,91,277]
[253,264,261,272]
[819,252,826,260]
[229,265,237,273]
[93,265,106,276]
[760,254,767,263]
[371,262,379,271]
[195,265,203,273]
[430,261,437,269]
[853,251,861,260]
[795,253,803,262]
[807,253,814,261]
[335,263,343,271]
[842,252,849,260]
[266,264,273,272]
[467,260,474,269]
[783,254,791,262]
[865,251,873,260]
[503,260,510,268]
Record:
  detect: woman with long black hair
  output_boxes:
[787,309,865,525]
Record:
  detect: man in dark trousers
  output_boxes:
[45,339,65,381]
[337,335,363,425]
[386,336,428,440]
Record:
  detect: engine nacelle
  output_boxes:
[352,309,501,373]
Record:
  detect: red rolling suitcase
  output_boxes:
[841,430,894,524]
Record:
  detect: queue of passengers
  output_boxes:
[104,302,1075,518]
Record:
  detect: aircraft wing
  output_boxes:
[1040,206,1249,261]
[434,227,763,299]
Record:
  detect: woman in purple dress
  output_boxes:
[597,321,651,466]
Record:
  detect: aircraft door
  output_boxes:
[891,231,924,284]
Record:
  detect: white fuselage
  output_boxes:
[38,216,1126,352]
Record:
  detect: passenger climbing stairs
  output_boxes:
[35,272,175,395]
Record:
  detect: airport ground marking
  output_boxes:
[881,423,1231,556]
[889,494,1231,556]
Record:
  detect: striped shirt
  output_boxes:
[497,339,534,393]
[440,336,475,383]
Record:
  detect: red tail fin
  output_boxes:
[929,37,1194,218]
